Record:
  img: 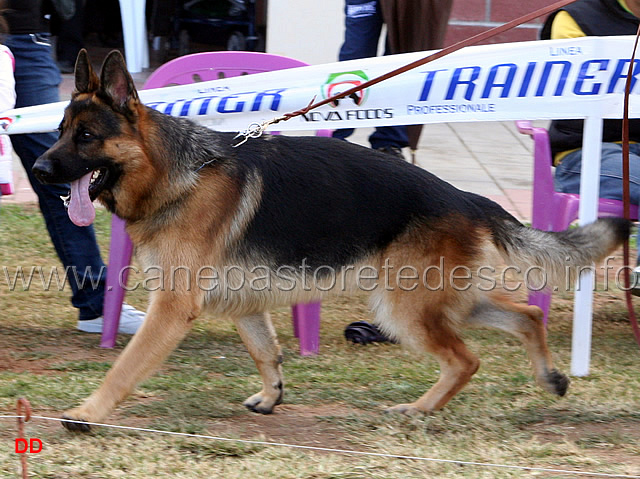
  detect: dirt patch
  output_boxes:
[0,326,359,452]
[0,327,122,376]
[98,404,363,455]
[202,404,363,452]
[529,419,640,467]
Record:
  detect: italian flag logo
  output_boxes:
[322,70,370,107]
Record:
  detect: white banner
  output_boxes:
[2,36,640,135]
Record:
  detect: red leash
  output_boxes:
[622,26,640,348]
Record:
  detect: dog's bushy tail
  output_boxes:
[492,217,631,288]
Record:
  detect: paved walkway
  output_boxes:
[3,71,538,223]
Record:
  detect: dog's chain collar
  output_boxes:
[231,119,279,148]
[194,120,275,172]
[232,122,264,148]
[227,97,317,150]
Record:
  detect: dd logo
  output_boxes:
[15,438,43,454]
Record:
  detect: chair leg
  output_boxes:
[101,215,134,348]
[528,290,552,325]
[291,302,321,356]
[529,202,552,324]
[528,197,577,326]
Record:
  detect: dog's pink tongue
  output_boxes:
[68,172,95,227]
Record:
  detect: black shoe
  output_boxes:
[375,146,405,160]
[344,321,397,345]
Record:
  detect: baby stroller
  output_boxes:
[174,0,262,54]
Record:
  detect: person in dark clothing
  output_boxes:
[332,0,410,159]
[2,0,145,332]
[50,0,85,73]
[332,0,453,160]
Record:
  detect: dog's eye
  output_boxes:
[79,130,94,141]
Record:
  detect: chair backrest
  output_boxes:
[143,51,311,88]
[142,51,331,137]
[515,120,556,218]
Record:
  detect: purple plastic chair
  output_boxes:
[102,51,328,354]
[516,120,638,323]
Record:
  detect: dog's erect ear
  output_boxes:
[73,49,99,95]
[99,50,140,110]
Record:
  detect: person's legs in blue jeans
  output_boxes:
[6,33,105,320]
[368,126,409,151]
[339,0,384,62]
[554,143,640,204]
[554,142,640,270]
[332,0,409,151]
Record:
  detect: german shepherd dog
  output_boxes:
[34,50,630,431]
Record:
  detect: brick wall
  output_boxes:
[444,0,559,46]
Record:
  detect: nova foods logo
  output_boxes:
[303,69,392,123]
[322,71,369,107]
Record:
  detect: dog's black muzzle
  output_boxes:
[32,156,59,184]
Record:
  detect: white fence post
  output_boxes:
[571,113,603,377]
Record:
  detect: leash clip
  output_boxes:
[232,122,267,148]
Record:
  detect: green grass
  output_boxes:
[1,203,640,478]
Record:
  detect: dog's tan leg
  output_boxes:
[466,294,569,397]
[386,329,480,416]
[376,291,480,416]
[62,292,200,431]
[234,312,284,414]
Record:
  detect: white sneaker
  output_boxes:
[77,304,145,334]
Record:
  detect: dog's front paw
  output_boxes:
[243,383,283,414]
[61,408,93,432]
[384,403,427,417]
[243,393,277,414]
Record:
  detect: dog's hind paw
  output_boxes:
[548,369,570,396]
[542,369,570,397]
